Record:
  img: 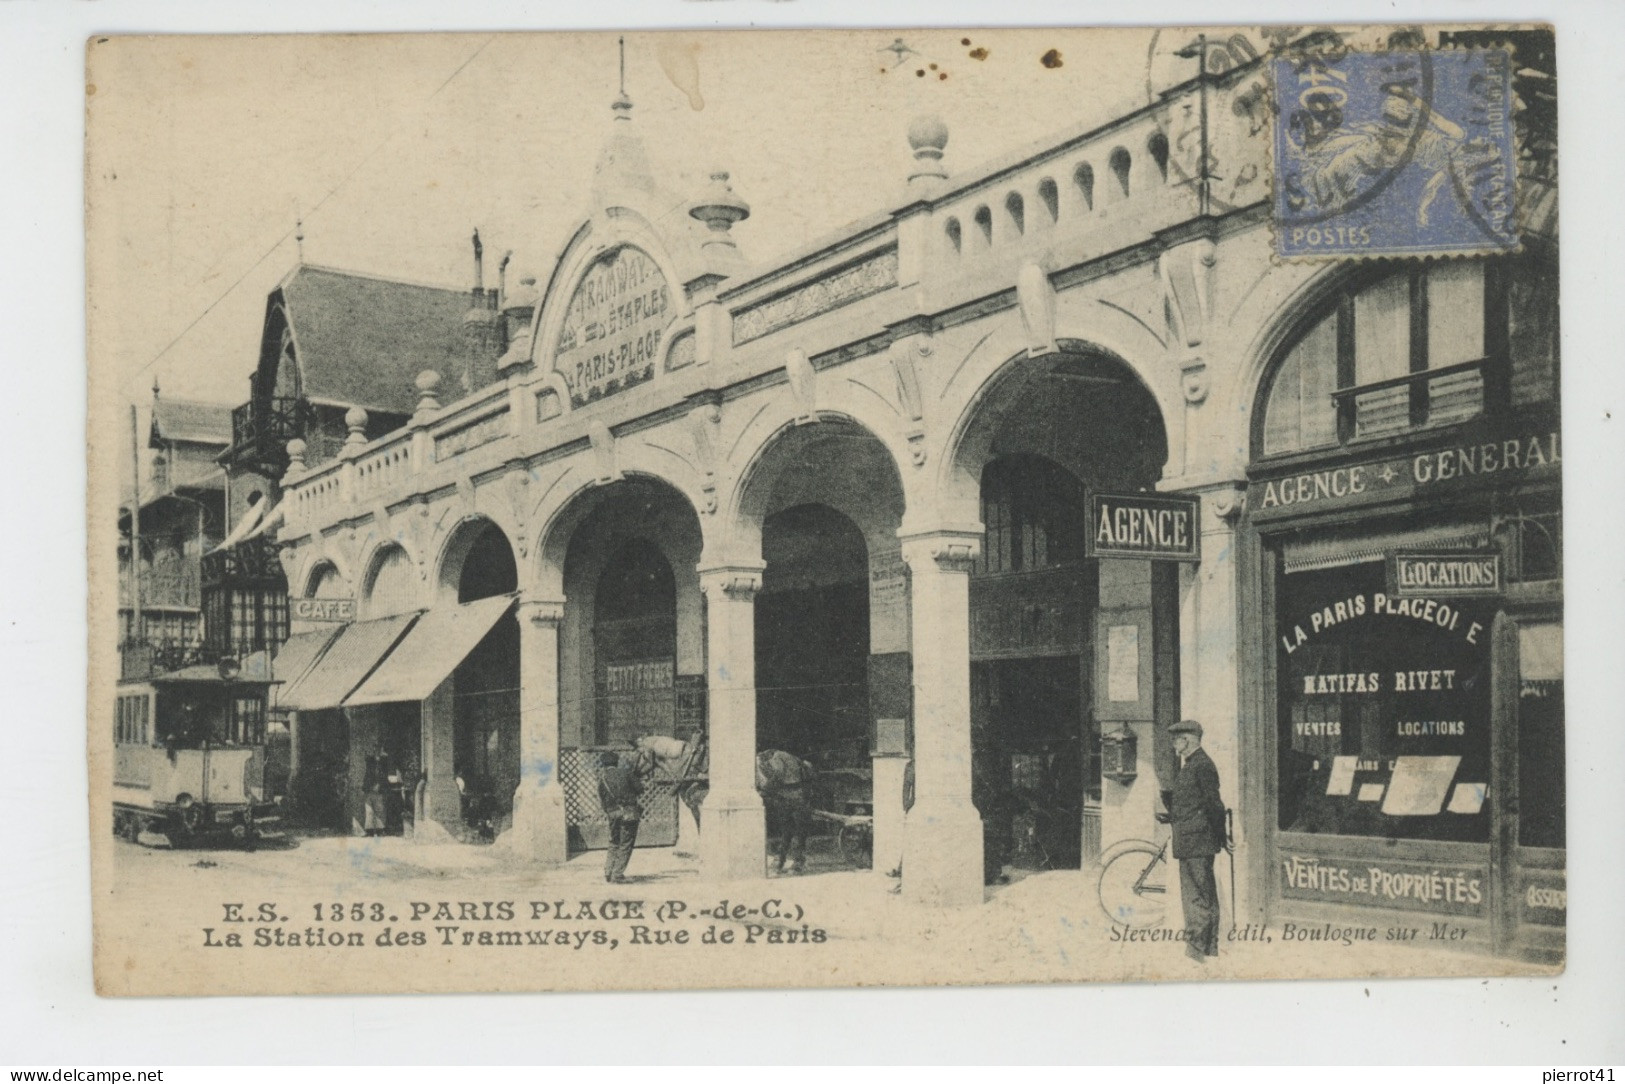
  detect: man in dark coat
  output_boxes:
[756,749,813,874]
[1160,719,1228,961]
[598,751,644,883]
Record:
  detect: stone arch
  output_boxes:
[301,557,348,599]
[531,459,710,600]
[722,407,910,566]
[292,547,355,601]
[1224,261,1350,468]
[539,473,707,753]
[931,317,1180,510]
[937,337,1171,512]
[528,207,696,383]
[434,514,520,606]
[359,541,419,619]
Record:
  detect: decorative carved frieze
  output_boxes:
[434,407,511,461]
[731,247,899,345]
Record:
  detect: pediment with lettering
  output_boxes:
[554,245,675,408]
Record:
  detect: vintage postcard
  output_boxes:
[87,24,1564,997]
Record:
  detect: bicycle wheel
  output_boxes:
[838,823,872,869]
[1097,841,1169,928]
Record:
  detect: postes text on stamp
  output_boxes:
[1272,49,1519,259]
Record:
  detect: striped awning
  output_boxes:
[1280,520,1493,574]
[268,627,343,709]
[344,595,514,707]
[277,613,418,712]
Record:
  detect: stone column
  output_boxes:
[698,563,767,881]
[510,598,569,866]
[1178,483,1251,920]
[899,529,985,907]
[344,706,378,836]
[417,680,460,840]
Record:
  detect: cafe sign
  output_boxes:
[291,598,356,623]
[1085,491,1200,562]
[1387,550,1502,598]
[555,246,674,407]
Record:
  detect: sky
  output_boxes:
[87,27,1197,411]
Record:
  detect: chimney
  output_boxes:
[463,228,504,392]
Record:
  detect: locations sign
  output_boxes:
[555,245,674,407]
[1085,491,1200,562]
[1387,550,1502,598]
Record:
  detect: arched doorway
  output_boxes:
[736,418,907,872]
[757,503,871,766]
[593,538,677,746]
[553,477,704,853]
[451,522,519,838]
[952,345,1170,881]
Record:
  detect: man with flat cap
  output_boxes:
[1159,719,1228,961]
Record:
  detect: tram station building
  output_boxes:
[248,44,1562,956]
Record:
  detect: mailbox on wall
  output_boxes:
[1101,725,1138,783]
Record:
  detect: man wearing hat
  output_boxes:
[1160,720,1228,961]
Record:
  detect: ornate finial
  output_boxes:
[689,170,751,245]
[907,115,949,190]
[295,215,304,262]
[151,376,161,401]
[612,36,632,118]
[344,406,369,447]
[413,370,442,422]
[285,438,307,478]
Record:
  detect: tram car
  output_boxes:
[112,656,278,847]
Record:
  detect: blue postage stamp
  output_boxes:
[1272,49,1519,259]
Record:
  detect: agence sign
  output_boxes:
[1085,491,1201,562]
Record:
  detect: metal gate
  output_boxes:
[559,748,679,850]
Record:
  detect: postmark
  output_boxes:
[1272,48,1519,259]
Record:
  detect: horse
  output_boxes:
[632,734,817,873]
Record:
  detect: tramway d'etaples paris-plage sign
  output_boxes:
[87,22,1563,996]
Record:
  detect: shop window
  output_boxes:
[1509,510,1563,582]
[1258,253,1558,457]
[1275,560,1493,843]
[976,455,1086,575]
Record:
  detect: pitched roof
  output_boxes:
[149,398,232,447]
[279,265,480,417]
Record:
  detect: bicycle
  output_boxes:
[1096,809,1236,929]
[1096,836,1170,928]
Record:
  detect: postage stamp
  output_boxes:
[1272,48,1520,259]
